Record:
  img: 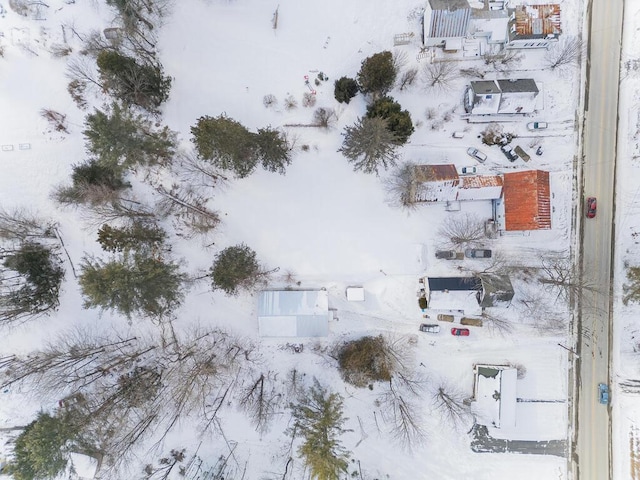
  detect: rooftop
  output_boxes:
[511,4,562,39]
[502,170,551,231]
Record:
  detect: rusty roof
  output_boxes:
[413,164,459,182]
[512,4,562,38]
[460,175,503,189]
[503,170,551,231]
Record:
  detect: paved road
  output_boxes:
[575,0,624,478]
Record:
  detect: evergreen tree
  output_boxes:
[54,160,129,206]
[79,252,185,318]
[84,103,176,170]
[357,51,396,97]
[96,50,172,110]
[97,222,166,253]
[7,412,79,480]
[190,115,258,178]
[365,96,414,145]
[290,380,350,480]
[333,76,359,104]
[255,126,291,174]
[339,116,400,175]
[210,244,264,295]
[1,243,64,323]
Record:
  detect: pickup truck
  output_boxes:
[435,251,464,260]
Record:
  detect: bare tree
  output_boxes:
[539,253,598,304]
[483,49,523,72]
[545,37,583,70]
[431,382,473,429]
[175,150,228,189]
[377,380,426,449]
[398,67,418,90]
[481,310,513,335]
[155,184,220,238]
[438,213,487,249]
[40,109,69,134]
[0,208,55,241]
[516,286,567,334]
[313,107,338,129]
[383,161,424,210]
[237,371,282,433]
[422,61,457,93]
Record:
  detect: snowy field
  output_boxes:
[0,0,608,478]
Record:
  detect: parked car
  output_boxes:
[527,121,548,130]
[465,249,492,259]
[500,144,519,162]
[419,323,440,334]
[451,328,470,336]
[466,147,487,163]
[598,383,609,405]
[461,166,477,175]
[435,250,463,260]
[586,197,597,218]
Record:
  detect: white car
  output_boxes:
[461,166,477,174]
[466,147,487,163]
[527,122,548,130]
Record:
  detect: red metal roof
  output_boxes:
[503,170,551,231]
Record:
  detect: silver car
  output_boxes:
[467,147,487,163]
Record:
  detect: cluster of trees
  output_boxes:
[334,51,414,175]
[191,115,291,178]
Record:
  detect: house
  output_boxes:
[477,273,514,306]
[468,0,510,46]
[412,164,503,203]
[424,275,514,311]
[506,4,562,49]
[465,79,539,115]
[257,290,331,337]
[423,0,472,50]
[494,170,551,231]
[472,364,518,429]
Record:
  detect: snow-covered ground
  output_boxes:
[0,0,616,478]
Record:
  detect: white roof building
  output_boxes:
[473,364,518,429]
[258,290,331,337]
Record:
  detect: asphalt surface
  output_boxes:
[575,0,624,478]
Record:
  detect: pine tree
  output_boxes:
[333,76,359,104]
[357,51,396,97]
[84,103,176,170]
[97,222,166,253]
[210,244,264,295]
[8,412,79,480]
[290,380,350,480]
[255,126,291,174]
[365,96,414,145]
[79,252,184,318]
[339,117,400,175]
[96,50,172,111]
[190,115,258,178]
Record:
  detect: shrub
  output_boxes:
[337,335,395,387]
[333,76,359,104]
[302,92,317,108]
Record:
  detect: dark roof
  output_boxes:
[496,79,539,94]
[413,164,459,182]
[428,277,482,291]
[471,80,501,95]
[503,170,551,231]
[478,274,514,307]
[428,0,472,38]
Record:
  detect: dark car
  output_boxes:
[465,249,492,259]
[598,383,609,405]
[451,328,470,336]
[435,250,463,260]
[500,144,519,162]
[586,197,597,218]
[419,324,441,334]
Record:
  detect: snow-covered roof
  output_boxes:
[457,175,503,200]
[257,290,330,337]
[69,452,99,479]
[474,365,518,429]
[346,287,365,301]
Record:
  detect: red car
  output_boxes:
[586,197,597,218]
[451,328,470,336]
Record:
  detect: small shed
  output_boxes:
[258,290,330,337]
[472,365,518,429]
[346,287,365,302]
[478,274,514,307]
